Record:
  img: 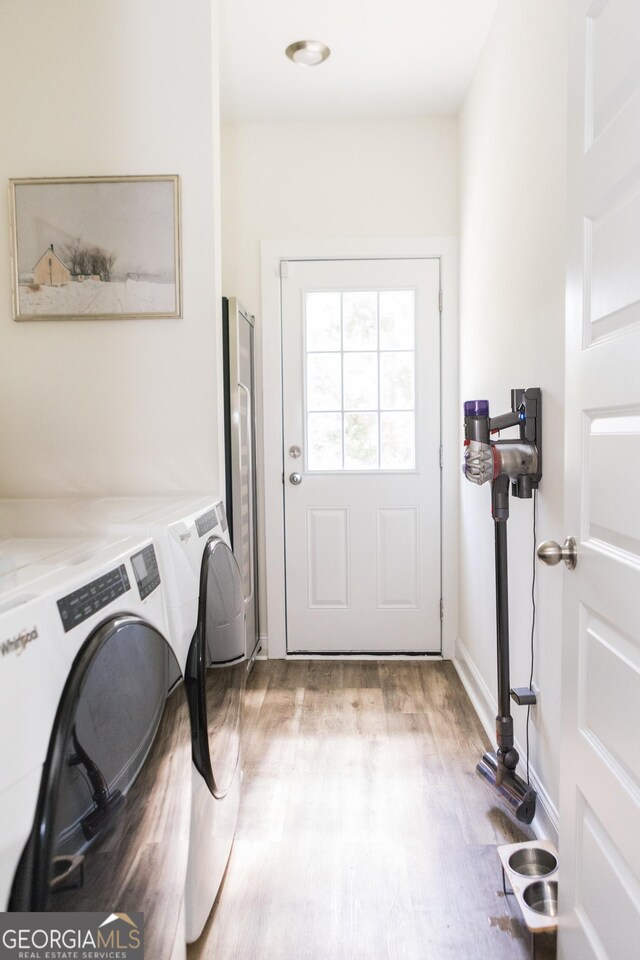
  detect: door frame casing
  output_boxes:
[260,237,459,660]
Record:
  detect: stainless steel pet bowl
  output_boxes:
[523,880,558,917]
[508,846,558,878]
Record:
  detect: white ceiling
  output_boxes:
[219,0,499,122]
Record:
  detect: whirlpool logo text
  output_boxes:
[0,626,38,659]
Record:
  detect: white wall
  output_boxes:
[221,118,458,310]
[0,0,224,497]
[457,0,568,836]
[221,118,459,649]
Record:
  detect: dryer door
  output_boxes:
[189,536,245,799]
[10,616,191,960]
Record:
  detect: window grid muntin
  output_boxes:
[305,289,416,471]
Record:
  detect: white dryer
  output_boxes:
[63,496,247,942]
[0,497,246,944]
[62,497,246,943]
[0,535,192,960]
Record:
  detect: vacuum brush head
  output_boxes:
[476,751,537,825]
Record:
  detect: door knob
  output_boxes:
[289,472,302,485]
[537,537,577,570]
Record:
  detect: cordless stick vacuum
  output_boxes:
[462,388,541,825]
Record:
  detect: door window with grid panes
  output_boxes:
[305,290,416,471]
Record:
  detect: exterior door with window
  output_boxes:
[281,258,441,654]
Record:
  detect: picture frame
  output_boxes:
[9,175,182,321]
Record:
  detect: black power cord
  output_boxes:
[525,488,538,785]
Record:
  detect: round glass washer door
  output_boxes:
[188,537,245,800]
[11,615,191,960]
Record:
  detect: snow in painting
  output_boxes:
[19,278,177,316]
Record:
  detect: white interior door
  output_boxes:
[281,257,441,654]
[560,1,640,956]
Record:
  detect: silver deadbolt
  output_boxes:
[289,445,302,459]
[537,537,577,570]
[289,472,302,485]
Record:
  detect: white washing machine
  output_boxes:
[0,544,87,916]
[0,497,246,943]
[0,534,192,960]
[0,535,102,578]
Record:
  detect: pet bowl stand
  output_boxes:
[497,839,558,959]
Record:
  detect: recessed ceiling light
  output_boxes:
[285,40,330,67]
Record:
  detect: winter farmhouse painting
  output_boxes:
[10,176,181,320]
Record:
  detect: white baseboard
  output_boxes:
[453,636,559,845]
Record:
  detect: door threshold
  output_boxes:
[283,651,444,660]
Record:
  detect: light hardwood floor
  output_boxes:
[188,660,555,960]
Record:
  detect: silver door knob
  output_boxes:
[289,472,302,485]
[537,537,577,570]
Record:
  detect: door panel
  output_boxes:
[281,258,441,654]
[376,507,419,608]
[307,507,349,608]
[560,1,640,956]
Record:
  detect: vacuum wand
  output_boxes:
[494,487,513,743]
[462,388,541,824]
[70,725,124,840]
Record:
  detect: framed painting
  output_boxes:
[9,175,181,320]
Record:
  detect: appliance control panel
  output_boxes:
[57,565,130,633]
[216,500,228,532]
[131,543,161,600]
[196,507,220,538]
